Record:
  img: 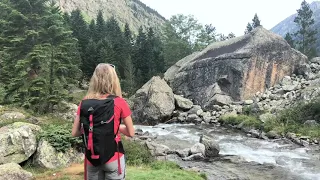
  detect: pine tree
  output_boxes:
[0,0,49,104]
[0,0,81,112]
[95,10,106,42]
[245,13,261,34]
[133,26,149,86]
[88,19,96,39]
[122,23,135,94]
[147,27,165,75]
[105,16,126,78]
[252,13,261,28]
[285,33,295,48]
[294,0,317,58]
[245,22,253,34]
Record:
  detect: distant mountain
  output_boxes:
[271,1,320,53]
[54,0,166,34]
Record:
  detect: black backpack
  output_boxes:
[79,95,125,166]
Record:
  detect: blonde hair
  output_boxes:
[86,63,122,99]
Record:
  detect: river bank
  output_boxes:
[135,123,320,180]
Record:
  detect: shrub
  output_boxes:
[121,137,154,166]
[220,115,262,129]
[38,124,82,153]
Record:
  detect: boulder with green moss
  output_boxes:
[34,139,83,169]
[0,163,33,180]
[0,122,41,164]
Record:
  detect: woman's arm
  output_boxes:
[120,116,134,137]
[72,115,81,137]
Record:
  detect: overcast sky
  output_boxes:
[140,0,315,36]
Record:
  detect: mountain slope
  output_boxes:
[271,1,320,52]
[54,0,166,33]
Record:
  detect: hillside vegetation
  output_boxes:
[53,0,166,34]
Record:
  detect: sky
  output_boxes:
[140,0,315,36]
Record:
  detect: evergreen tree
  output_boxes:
[122,23,135,94]
[294,0,317,58]
[245,13,261,34]
[70,9,89,78]
[105,16,126,78]
[88,19,96,39]
[252,13,261,28]
[133,26,149,85]
[0,0,80,112]
[95,10,106,42]
[83,39,98,78]
[285,33,295,47]
[148,27,165,74]
[245,22,253,34]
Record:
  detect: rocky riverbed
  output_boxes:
[135,123,320,180]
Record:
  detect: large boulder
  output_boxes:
[174,94,193,110]
[200,135,220,157]
[164,27,307,109]
[130,76,175,125]
[0,163,33,180]
[34,140,83,169]
[0,122,41,164]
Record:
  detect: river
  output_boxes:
[135,123,320,180]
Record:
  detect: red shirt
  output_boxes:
[76,96,131,165]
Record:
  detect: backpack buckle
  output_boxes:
[89,126,93,132]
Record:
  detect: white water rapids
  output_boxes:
[135,123,320,180]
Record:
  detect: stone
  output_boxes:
[174,95,193,110]
[310,57,320,64]
[175,148,190,158]
[0,163,33,180]
[145,141,170,156]
[304,120,319,127]
[130,76,175,125]
[200,135,220,157]
[0,122,41,164]
[53,101,78,121]
[182,153,204,161]
[244,100,254,105]
[188,105,202,114]
[34,140,83,169]
[189,143,205,156]
[266,131,280,139]
[135,129,144,136]
[0,112,26,120]
[165,27,306,107]
[259,113,276,123]
[187,114,199,122]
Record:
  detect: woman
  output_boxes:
[72,63,135,180]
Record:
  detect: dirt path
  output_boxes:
[34,163,84,180]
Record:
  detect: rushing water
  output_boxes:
[135,123,320,180]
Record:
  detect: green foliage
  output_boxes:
[126,161,206,180]
[245,13,261,34]
[121,137,154,166]
[39,124,82,153]
[0,1,81,113]
[293,0,318,58]
[221,98,320,138]
[285,33,295,47]
[220,115,262,129]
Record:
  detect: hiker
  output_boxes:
[72,63,135,180]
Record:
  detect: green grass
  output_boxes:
[220,99,320,139]
[24,161,206,180]
[127,161,206,180]
[220,114,262,129]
